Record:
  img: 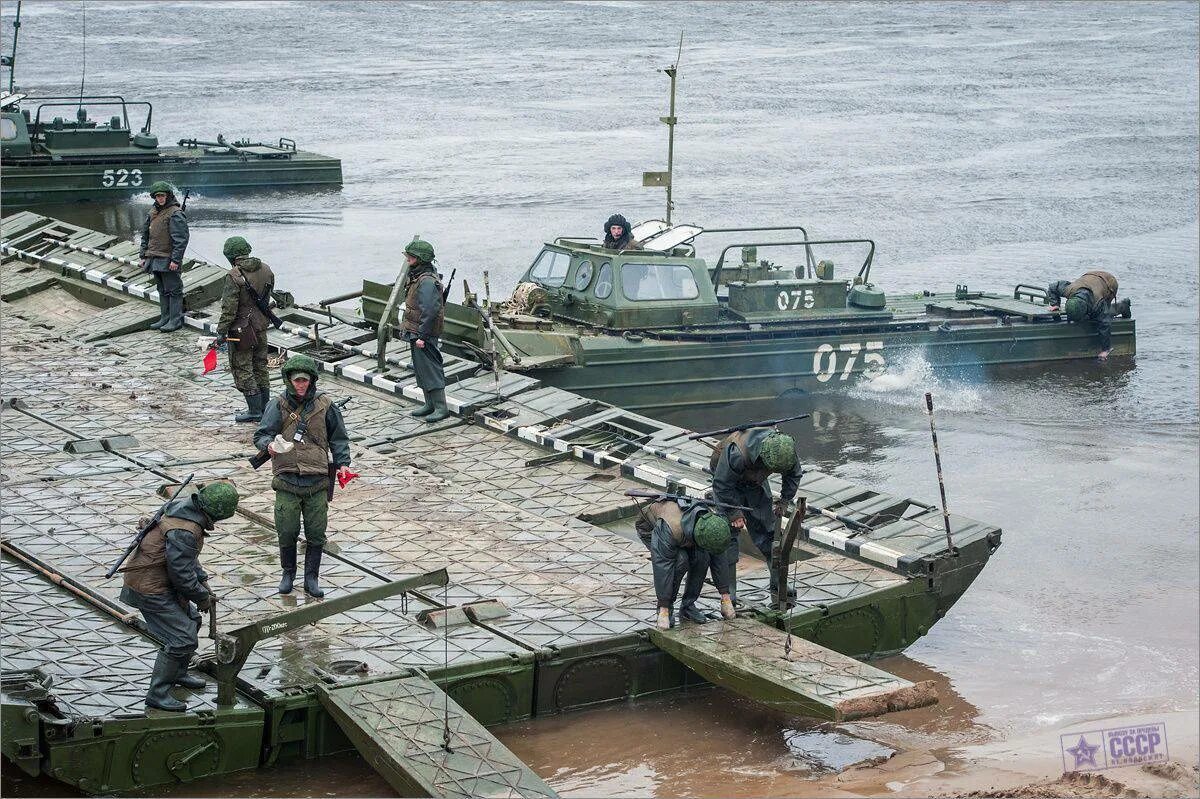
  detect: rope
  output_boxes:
[441,577,452,752]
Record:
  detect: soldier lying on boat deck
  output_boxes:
[217,236,275,424]
[636,497,736,629]
[120,480,239,712]
[602,213,642,251]
[710,427,803,605]
[1046,270,1131,360]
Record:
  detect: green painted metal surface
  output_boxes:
[649,618,937,721]
[316,675,559,799]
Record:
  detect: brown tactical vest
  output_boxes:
[646,501,686,545]
[229,258,276,332]
[1066,271,1118,305]
[272,394,333,477]
[145,205,182,259]
[121,516,205,599]
[709,430,770,485]
[401,272,445,338]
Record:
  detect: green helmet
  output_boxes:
[693,511,732,555]
[148,181,174,196]
[1064,296,1088,322]
[404,239,435,263]
[759,432,797,473]
[223,236,252,260]
[196,480,239,522]
[281,354,319,383]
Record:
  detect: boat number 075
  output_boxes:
[777,289,815,310]
[813,341,886,382]
[100,168,143,188]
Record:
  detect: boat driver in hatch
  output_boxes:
[602,214,642,251]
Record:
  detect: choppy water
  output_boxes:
[2,1,1197,796]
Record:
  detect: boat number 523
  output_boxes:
[100,168,143,188]
[813,341,886,382]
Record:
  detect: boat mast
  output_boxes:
[4,0,21,94]
[644,33,682,224]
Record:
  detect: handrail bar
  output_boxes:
[711,238,876,291]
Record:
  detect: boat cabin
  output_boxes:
[0,93,159,160]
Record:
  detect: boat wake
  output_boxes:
[850,348,984,413]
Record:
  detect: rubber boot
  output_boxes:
[149,280,168,329]
[145,652,186,712]
[172,657,206,690]
[423,389,450,423]
[235,391,264,423]
[679,605,708,624]
[277,546,297,595]
[161,293,184,332]
[303,545,325,598]
[258,387,272,415]
[409,391,434,418]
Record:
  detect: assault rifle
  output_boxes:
[687,413,811,440]
[442,268,456,302]
[249,397,352,470]
[624,488,754,513]
[240,276,283,329]
[105,473,195,579]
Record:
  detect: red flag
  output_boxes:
[202,347,218,375]
[337,470,360,489]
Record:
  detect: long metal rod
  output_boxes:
[7,0,21,94]
[665,33,681,224]
[924,392,955,553]
[2,539,139,627]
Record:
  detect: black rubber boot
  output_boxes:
[409,392,434,418]
[679,605,708,624]
[668,610,677,629]
[145,652,186,712]
[258,387,272,415]
[149,283,168,329]
[423,389,450,423]
[278,546,297,595]
[303,545,325,598]
[172,656,206,690]
[235,392,264,423]
[161,293,184,332]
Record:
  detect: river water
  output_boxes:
[2,1,1197,796]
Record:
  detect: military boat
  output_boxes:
[1,91,342,205]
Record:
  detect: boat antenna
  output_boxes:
[77,1,86,111]
[4,0,21,94]
[643,31,682,224]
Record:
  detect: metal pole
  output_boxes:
[7,0,21,94]
[483,270,500,396]
[924,392,955,553]
[665,33,682,224]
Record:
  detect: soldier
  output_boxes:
[602,213,642,251]
[401,239,450,424]
[710,427,803,604]
[1046,270,1130,360]
[216,236,275,423]
[119,480,239,712]
[139,182,189,332]
[255,354,353,598]
[636,497,737,630]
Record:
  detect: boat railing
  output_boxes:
[30,95,152,134]
[699,226,814,274]
[710,237,876,291]
[1013,283,1049,304]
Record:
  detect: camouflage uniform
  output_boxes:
[1047,270,1123,352]
[636,499,731,624]
[139,187,189,332]
[254,356,351,597]
[401,240,450,423]
[216,242,275,422]
[710,427,803,602]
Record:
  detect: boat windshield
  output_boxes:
[528,249,571,287]
[621,262,699,301]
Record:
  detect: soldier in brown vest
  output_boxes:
[401,239,450,423]
[120,480,239,712]
[1047,270,1129,359]
[711,427,803,604]
[255,355,353,598]
[636,498,736,629]
[216,236,276,423]
[138,182,190,332]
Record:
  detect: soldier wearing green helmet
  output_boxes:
[1046,270,1129,360]
[401,238,450,423]
[636,498,736,630]
[216,236,276,423]
[138,182,189,332]
[710,426,803,604]
[119,479,238,712]
[255,354,353,598]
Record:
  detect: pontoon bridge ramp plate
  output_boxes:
[316,674,558,799]
[650,618,937,721]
